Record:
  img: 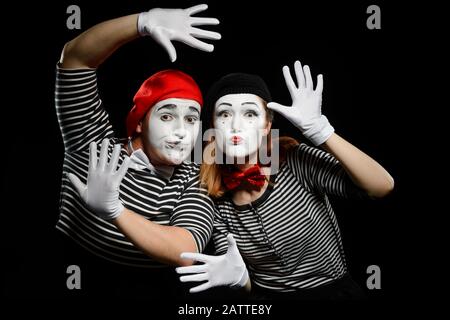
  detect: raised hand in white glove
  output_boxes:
[67,139,130,220]
[138,4,221,62]
[176,234,249,293]
[268,60,334,146]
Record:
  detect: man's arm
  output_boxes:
[60,4,220,68]
[56,14,139,153]
[60,14,140,69]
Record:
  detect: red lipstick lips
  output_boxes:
[231,136,242,144]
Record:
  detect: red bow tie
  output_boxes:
[222,165,266,191]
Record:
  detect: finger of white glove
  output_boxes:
[180,273,209,283]
[185,4,208,16]
[180,252,213,263]
[177,34,214,52]
[303,65,313,90]
[98,139,110,171]
[89,142,98,172]
[315,74,323,94]
[190,17,220,26]
[189,27,221,40]
[107,144,122,173]
[226,234,243,257]
[67,173,86,198]
[189,281,211,293]
[176,264,208,274]
[282,66,297,98]
[294,60,305,88]
[153,28,177,62]
[116,156,131,181]
[226,233,236,247]
[267,102,289,115]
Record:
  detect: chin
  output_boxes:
[163,153,188,165]
[168,158,184,165]
[227,149,258,160]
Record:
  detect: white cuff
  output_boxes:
[302,115,335,146]
[231,267,249,289]
[137,12,149,36]
[106,203,125,221]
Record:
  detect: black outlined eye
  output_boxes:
[160,114,173,121]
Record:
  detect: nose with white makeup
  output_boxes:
[231,112,242,132]
[173,117,188,140]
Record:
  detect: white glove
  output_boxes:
[67,139,130,220]
[176,234,249,293]
[268,60,334,146]
[137,4,221,62]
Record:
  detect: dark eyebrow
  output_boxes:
[157,104,200,115]
[217,102,232,107]
[156,104,177,112]
[242,102,259,106]
[188,106,200,116]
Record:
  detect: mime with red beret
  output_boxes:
[55,4,220,298]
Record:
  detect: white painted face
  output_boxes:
[213,94,269,163]
[142,98,201,165]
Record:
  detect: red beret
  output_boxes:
[126,69,203,137]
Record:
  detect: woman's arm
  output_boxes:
[113,209,198,266]
[268,60,394,198]
[177,234,250,293]
[68,139,214,267]
[322,133,394,198]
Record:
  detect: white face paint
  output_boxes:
[213,94,268,163]
[142,98,201,165]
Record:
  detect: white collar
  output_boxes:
[127,140,175,180]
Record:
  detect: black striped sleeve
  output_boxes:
[212,206,229,255]
[287,143,367,198]
[169,180,214,253]
[55,65,114,153]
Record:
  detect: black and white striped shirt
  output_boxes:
[213,143,366,291]
[55,66,214,268]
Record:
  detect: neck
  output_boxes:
[231,176,269,205]
[235,163,257,171]
[234,152,259,171]
[128,136,168,167]
[128,136,142,154]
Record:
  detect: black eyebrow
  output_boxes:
[217,102,259,108]
[217,102,232,107]
[157,104,200,115]
[156,104,177,111]
[242,102,259,106]
[188,106,200,116]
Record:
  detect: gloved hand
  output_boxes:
[67,139,130,220]
[137,4,221,62]
[176,234,249,293]
[268,60,334,146]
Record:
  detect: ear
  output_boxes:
[263,121,272,136]
[135,120,143,134]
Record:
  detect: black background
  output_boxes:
[1,0,428,314]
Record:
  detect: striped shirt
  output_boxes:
[55,66,214,268]
[213,143,366,291]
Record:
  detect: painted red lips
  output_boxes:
[230,136,243,144]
